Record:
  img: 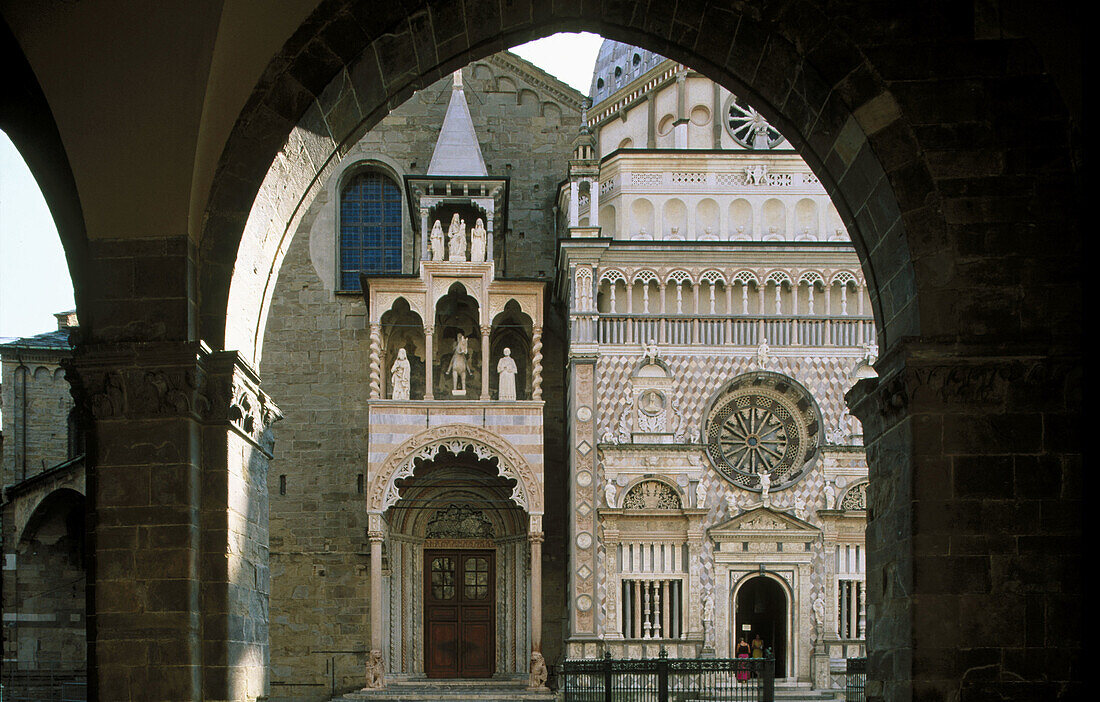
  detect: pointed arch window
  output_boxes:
[340,170,402,289]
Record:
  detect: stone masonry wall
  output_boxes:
[1,358,73,488]
[261,54,580,700]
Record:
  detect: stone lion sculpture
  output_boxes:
[365,649,385,689]
[528,651,548,689]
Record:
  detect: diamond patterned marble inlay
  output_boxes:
[577,502,592,517]
[578,564,592,580]
[578,440,592,456]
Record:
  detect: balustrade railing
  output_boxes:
[560,650,775,702]
[580,314,875,348]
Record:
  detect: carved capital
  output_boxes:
[64,342,281,452]
[847,339,1077,429]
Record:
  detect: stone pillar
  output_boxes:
[369,323,382,399]
[486,210,495,267]
[589,178,600,227]
[569,181,579,227]
[66,342,280,702]
[420,207,430,261]
[531,325,543,400]
[529,526,544,653]
[423,326,434,400]
[480,324,491,400]
[366,513,386,688]
[846,340,1081,702]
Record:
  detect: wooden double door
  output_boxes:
[424,550,495,678]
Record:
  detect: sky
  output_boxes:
[0,32,605,340]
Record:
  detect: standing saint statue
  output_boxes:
[429,219,445,261]
[446,332,468,394]
[390,348,411,400]
[447,213,466,262]
[469,218,487,263]
[758,470,772,506]
[497,347,517,401]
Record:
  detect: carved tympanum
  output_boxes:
[622,480,681,510]
[425,505,494,539]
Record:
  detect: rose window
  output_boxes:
[725,96,784,150]
[704,372,821,490]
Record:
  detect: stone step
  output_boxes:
[333,679,839,702]
[334,678,555,701]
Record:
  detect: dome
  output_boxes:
[590,40,668,105]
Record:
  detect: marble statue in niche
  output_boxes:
[470,218,487,263]
[824,480,837,510]
[430,219,445,261]
[447,213,466,262]
[695,480,707,508]
[390,348,411,400]
[497,347,517,401]
[447,332,469,394]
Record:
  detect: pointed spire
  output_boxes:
[427,70,488,177]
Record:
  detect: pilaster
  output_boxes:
[65,341,280,702]
[846,339,1081,702]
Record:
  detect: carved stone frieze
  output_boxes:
[425,505,495,539]
[64,343,282,450]
[848,345,1077,426]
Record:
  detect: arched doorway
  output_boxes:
[383,443,530,679]
[735,575,788,678]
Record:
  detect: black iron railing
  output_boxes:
[560,649,775,702]
[845,657,866,702]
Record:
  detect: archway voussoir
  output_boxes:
[689,5,739,66]
[347,52,389,132]
[374,28,426,94]
[317,9,372,65]
[867,119,922,174]
[725,17,768,88]
[346,0,415,41]
[287,38,346,96]
[263,72,321,126]
[754,37,803,108]
[463,0,505,48]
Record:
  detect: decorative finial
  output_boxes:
[453,69,463,90]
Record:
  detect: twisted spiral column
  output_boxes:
[369,323,382,399]
[531,325,543,400]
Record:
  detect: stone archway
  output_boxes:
[367,423,544,516]
[0,4,1081,701]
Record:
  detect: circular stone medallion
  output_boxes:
[576,470,593,487]
[576,533,593,549]
[576,406,592,422]
[576,594,593,612]
[703,371,822,491]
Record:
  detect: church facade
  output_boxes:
[557,43,869,686]
[257,41,870,698]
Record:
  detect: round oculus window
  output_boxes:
[725,96,784,150]
[703,372,821,490]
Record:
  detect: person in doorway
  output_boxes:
[736,637,752,682]
[751,633,765,658]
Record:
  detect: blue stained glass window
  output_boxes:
[340,171,403,288]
